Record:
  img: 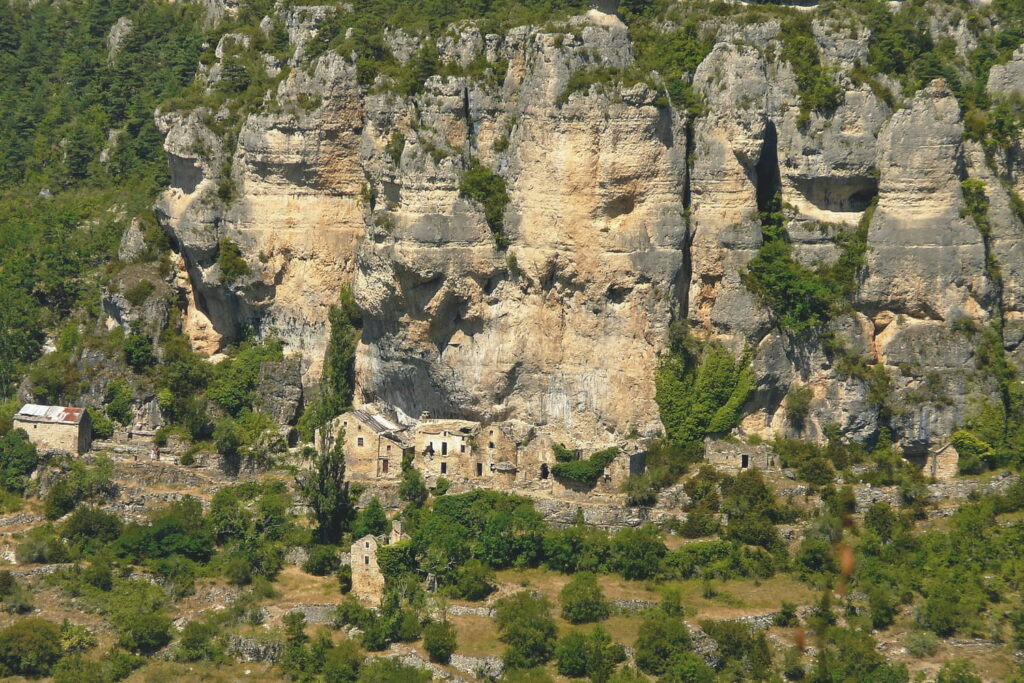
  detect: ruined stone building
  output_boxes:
[13,404,92,455]
[350,521,411,607]
[322,410,411,482]
[922,443,960,481]
[350,534,385,607]
[703,438,778,473]
[329,405,645,502]
[413,418,518,484]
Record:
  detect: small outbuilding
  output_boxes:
[925,443,959,481]
[704,438,777,473]
[13,404,92,455]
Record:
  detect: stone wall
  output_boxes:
[14,419,86,455]
[350,535,385,607]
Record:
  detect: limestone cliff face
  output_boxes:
[156,11,365,378]
[156,5,1024,450]
[355,19,687,444]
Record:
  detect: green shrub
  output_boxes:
[423,620,457,663]
[84,559,113,591]
[351,498,389,540]
[116,611,172,653]
[16,525,69,564]
[785,385,813,428]
[903,630,938,658]
[207,338,283,416]
[459,159,510,248]
[634,611,692,676]
[90,409,116,440]
[116,497,213,562]
[951,429,993,475]
[0,618,63,677]
[322,640,363,681]
[551,447,618,487]
[679,508,720,538]
[385,131,405,164]
[611,524,666,580]
[555,626,625,680]
[936,659,982,683]
[774,601,799,627]
[559,572,610,624]
[656,328,753,455]
[223,554,253,586]
[218,239,250,283]
[104,380,133,426]
[123,279,155,306]
[123,334,156,373]
[176,620,220,662]
[354,657,431,682]
[0,429,38,493]
[494,592,557,670]
[433,476,450,495]
[779,15,843,124]
[554,630,589,677]
[303,545,341,576]
[451,559,496,601]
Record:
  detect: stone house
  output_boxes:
[703,438,777,473]
[323,410,411,481]
[413,418,519,484]
[924,443,959,481]
[350,522,411,608]
[13,404,92,454]
[350,535,385,607]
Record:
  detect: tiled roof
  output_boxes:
[16,404,85,425]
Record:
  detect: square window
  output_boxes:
[357,437,364,446]
[364,556,369,565]
[441,462,447,474]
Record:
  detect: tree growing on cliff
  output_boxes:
[302,428,350,544]
[298,286,361,440]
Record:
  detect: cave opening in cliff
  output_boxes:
[791,176,879,214]
[755,121,781,216]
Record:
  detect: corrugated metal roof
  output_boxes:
[16,404,84,425]
[351,410,399,435]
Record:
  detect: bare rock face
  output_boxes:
[859,83,990,322]
[157,8,1024,450]
[255,359,304,425]
[157,12,365,384]
[687,42,772,348]
[987,45,1024,98]
[355,21,687,442]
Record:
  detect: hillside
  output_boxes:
[0,0,1023,680]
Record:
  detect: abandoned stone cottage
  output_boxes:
[703,438,778,473]
[320,406,642,497]
[350,522,410,607]
[13,404,92,455]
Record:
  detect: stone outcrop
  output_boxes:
[155,5,1024,453]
